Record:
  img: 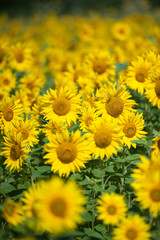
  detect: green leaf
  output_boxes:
[94,224,107,234]
[107,185,117,193]
[124,154,140,162]
[0,182,16,195]
[84,228,103,239]
[36,165,51,174]
[105,165,115,172]
[81,212,94,222]
[70,173,82,180]
[92,169,105,178]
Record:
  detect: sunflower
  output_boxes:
[9,43,33,72]
[151,136,160,157]
[126,56,154,94]
[12,118,39,147]
[43,129,91,177]
[43,120,66,141]
[118,112,147,149]
[41,87,81,126]
[113,214,151,240]
[85,50,116,84]
[2,198,24,226]
[1,133,30,171]
[79,107,98,132]
[34,177,86,234]
[145,73,160,109]
[96,87,136,120]
[96,192,127,225]
[0,97,23,134]
[135,172,160,218]
[0,69,16,92]
[85,117,123,160]
[112,21,131,42]
[14,90,31,115]
[0,89,9,104]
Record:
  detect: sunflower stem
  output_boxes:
[100,159,104,189]
[156,214,160,238]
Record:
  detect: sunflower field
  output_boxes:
[0,7,160,240]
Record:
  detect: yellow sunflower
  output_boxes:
[0,69,16,92]
[41,87,81,126]
[113,214,151,240]
[118,112,147,149]
[96,87,136,120]
[43,120,66,141]
[126,56,154,94]
[79,107,98,132]
[135,172,160,218]
[12,118,39,147]
[85,117,123,160]
[34,177,86,234]
[1,133,30,171]
[0,97,23,134]
[151,136,160,157]
[43,129,91,177]
[14,90,31,115]
[112,21,131,42]
[2,198,24,226]
[96,192,127,225]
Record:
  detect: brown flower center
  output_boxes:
[10,144,21,160]
[157,139,160,150]
[50,198,67,218]
[106,96,124,118]
[53,97,71,116]
[93,59,107,75]
[94,128,112,148]
[3,78,10,86]
[18,129,29,140]
[0,94,3,101]
[85,116,93,127]
[107,205,117,215]
[150,188,160,202]
[136,73,145,83]
[5,202,15,216]
[57,142,77,163]
[3,108,14,121]
[123,123,136,138]
[155,81,160,98]
[16,52,24,63]
[126,228,137,240]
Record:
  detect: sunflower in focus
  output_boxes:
[96,192,127,225]
[113,214,151,240]
[126,56,154,94]
[43,120,66,141]
[43,130,91,177]
[0,97,23,133]
[2,198,24,226]
[96,87,136,120]
[42,87,81,126]
[79,107,98,132]
[1,133,30,171]
[118,112,146,149]
[85,117,123,160]
[34,177,86,234]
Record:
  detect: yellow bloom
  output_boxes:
[79,107,98,132]
[34,177,86,234]
[112,21,131,41]
[0,69,16,92]
[3,198,24,226]
[85,117,123,160]
[43,130,91,177]
[1,133,30,171]
[151,136,160,157]
[118,112,146,149]
[97,192,127,225]
[113,214,151,240]
[43,120,66,141]
[42,87,81,125]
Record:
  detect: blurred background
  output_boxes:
[0,0,160,17]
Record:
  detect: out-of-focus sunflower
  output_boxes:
[0,69,16,92]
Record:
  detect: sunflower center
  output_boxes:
[136,73,145,83]
[50,198,67,218]
[10,144,21,160]
[53,97,71,116]
[155,81,160,98]
[93,59,107,75]
[3,108,14,121]
[94,129,112,148]
[5,203,15,216]
[150,188,160,202]
[16,52,24,63]
[123,123,136,138]
[126,228,137,240]
[157,139,160,150]
[3,78,10,86]
[107,205,116,215]
[19,129,29,140]
[85,116,93,127]
[106,96,124,118]
[0,94,3,101]
[57,142,77,163]
[0,49,4,63]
